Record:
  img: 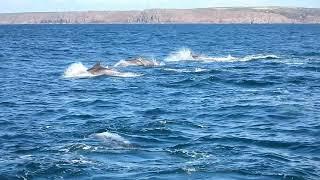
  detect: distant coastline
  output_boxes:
[1,7,320,24]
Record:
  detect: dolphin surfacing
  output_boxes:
[87,62,107,74]
[115,57,161,67]
[191,53,200,60]
[86,62,141,77]
[87,62,118,76]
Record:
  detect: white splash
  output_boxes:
[164,48,279,63]
[63,62,95,78]
[92,131,130,147]
[164,48,237,62]
[165,48,195,62]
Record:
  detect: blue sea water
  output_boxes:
[0,24,320,180]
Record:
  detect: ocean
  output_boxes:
[0,24,319,179]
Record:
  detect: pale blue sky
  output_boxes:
[1,0,319,13]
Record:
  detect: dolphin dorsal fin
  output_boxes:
[88,61,104,72]
[94,62,101,67]
[91,62,104,69]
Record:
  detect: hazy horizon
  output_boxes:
[1,0,320,13]
[0,6,320,14]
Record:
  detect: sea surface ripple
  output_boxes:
[0,24,320,180]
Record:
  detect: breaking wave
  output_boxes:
[164,48,280,62]
[63,62,142,78]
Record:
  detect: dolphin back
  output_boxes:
[88,62,105,71]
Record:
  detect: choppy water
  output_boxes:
[0,24,320,180]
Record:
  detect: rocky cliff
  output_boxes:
[0,7,320,24]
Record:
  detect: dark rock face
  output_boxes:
[0,7,320,24]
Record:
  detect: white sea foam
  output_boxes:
[182,167,197,174]
[19,155,33,160]
[200,55,237,62]
[70,156,95,165]
[168,149,211,159]
[71,159,93,164]
[163,67,208,73]
[204,54,280,62]
[164,48,280,63]
[63,62,95,78]
[111,71,143,78]
[164,48,195,62]
[164,48,238,62]
[195,68,207,72]
[63,62,142,78]
[240,54,280,61]
[60,143,98,152]
[92,131,130,147]
[163,68,186,73]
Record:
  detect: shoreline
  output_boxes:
[0,7,320,24]
[0,23,320,25]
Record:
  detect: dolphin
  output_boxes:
[191,53,200,59]
[87,62,141,77]
[87,62,118,76]
[115,57,161,67]
[87,62,104,73]
[91,131,131,148]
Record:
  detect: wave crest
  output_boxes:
[109,71,143,78]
